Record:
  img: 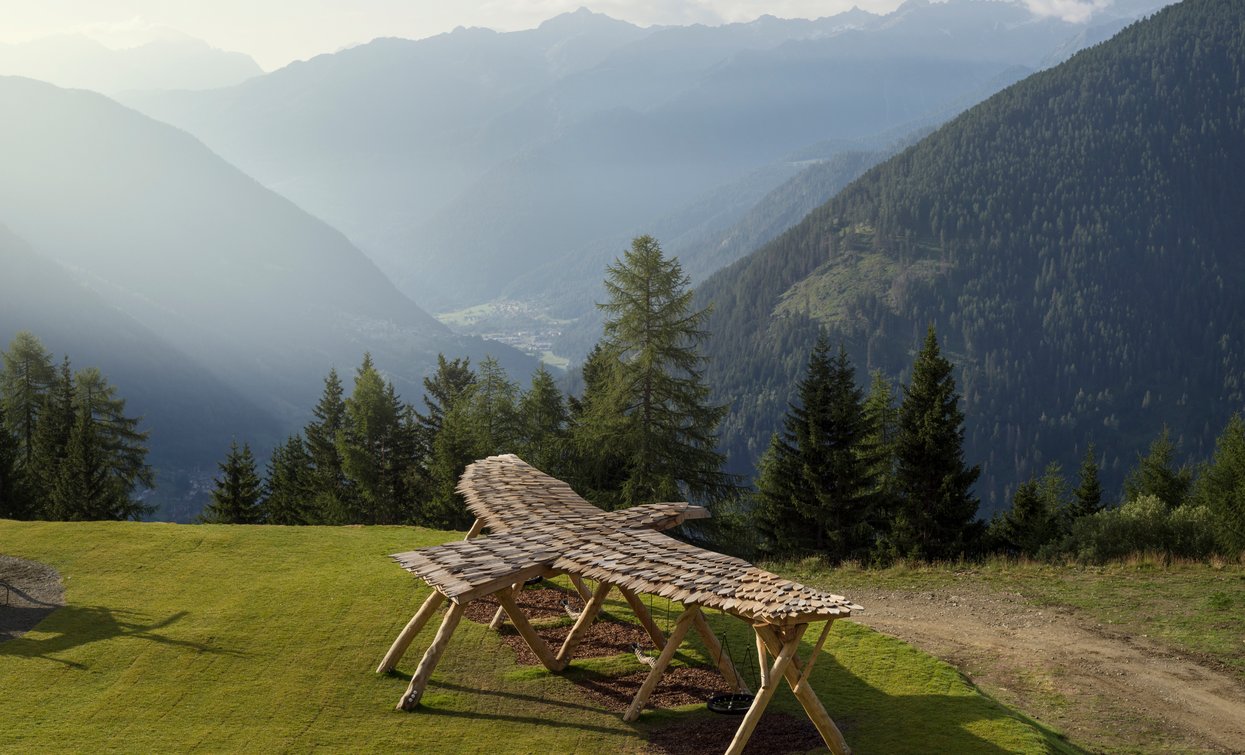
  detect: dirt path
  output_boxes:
[0,554,64,642]
[849,586,1245,753]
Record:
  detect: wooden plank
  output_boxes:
[723,624,806,755]
[622,606,698,722]
[397,600,465,710]
[691,607,750,694]
[376,590,445,673]
[755,624,851,755]
[556,580,612,665]
[496,587,563,672]
[618,585,665,651]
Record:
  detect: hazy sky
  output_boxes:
[0,0,1111,70]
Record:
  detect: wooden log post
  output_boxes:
[755,627,770,688]
[496,587,564,672]
[755,624,851,755]
[723,624,807,755]
[376,590,446,673]
[397,600,466,711]
[556,580,612,665]
[622,606,698,722]
[488,581,522,631]
[691,608,750,694]
[618,585,666,652]
[463,518,485,540]
[568,573,593,602]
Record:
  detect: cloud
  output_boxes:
[1024,0,1113,23]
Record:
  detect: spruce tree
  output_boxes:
[55,408,146,521]
[304,368,352,522]
[893,326,981,560]
[426,391,483,529]
[263,435,313,525]
[1122,426,1192,510]
[1192,414,1245,554]
[567,343,630,504]
[861,369,899,521]
[74,367,153,495]
[581,235,734,508]
[754,337,877,561]
[991,463,1066,557]
[416,354,475,457]
[517,365,569,476]
[0,405,28,519]
[201,440,264,524]
[31,358,76,518]
[1069,443,1104,519]
[338,354,411,524]
[1,331,55,467]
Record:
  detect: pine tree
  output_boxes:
[263,435,313,525]
[893,326,981,560]
[1192,414,1245,554]
[517,365,569,476]
[580,235,735,508]
[754,337,878,560]
[304,368,352,523]
[567,343,630,505]
[338,354,414,524]
[861,369,899,519]
[73,367,153,496]
[201,440,264,524]
[54,408,146,521]
[991,463,1067,557]
[1069,443,1104,519]
[1122,426,1192,510]
[31,358,76,518]
[1,331,55,467]
[426,392,483,529]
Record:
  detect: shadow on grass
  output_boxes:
[0,605,241,668]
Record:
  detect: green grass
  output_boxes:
[0,521,1077,753]
[779,555,1245,681]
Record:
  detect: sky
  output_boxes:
[0,0,1115,71]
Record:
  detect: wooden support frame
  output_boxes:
[397,600,466,710]
[692,609,750,694]
[496,586,564,672]
[623,606,698,722]
[556,580,612,664]
[618,585,666,651]
[755,623,851,755]
[377,590,446,673]
[568,573,593,602]
[724,624,807,755]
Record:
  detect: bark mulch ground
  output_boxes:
[573,665,733,712]
[645,712,825,755]
[0,554,64,642]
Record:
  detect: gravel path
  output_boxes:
[850,586,1245,753]
[0,554,64,642]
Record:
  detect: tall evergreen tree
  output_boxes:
[580,235,735,508]
[304,368,352,522]
[567,343,630,504]
[517,365,569,476]
[1069,443,1104,520]
[201,440,264,524]
[54,408,148,521]
[0,405,27,519]
[469,356,520,454]
[990,463,1067,557]
[263,435,313,525]
[73,367,153,496]
[1122,426,1192,510]
[1,331,55,467]
[31,358,76,518]
[861,369,899,517]
[1192,414,1245,554]
[416,354,475,456]
[425,391,483,529]
[338,354,415,524]
[754,337,878,560]
[893,326,981,559]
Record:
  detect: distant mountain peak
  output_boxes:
[537,6,636,32]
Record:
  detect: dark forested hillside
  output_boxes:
[700,0,1245,510]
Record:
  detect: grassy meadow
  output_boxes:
[0,521,1077,753]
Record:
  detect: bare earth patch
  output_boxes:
[0,554,64,642]
[850,586,1245,753]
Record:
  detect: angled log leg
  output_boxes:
[377,590,446,673]
[724,624,807,755]
[463,518,485,540]
[568,573,593,602]
[691,608,750,693]
[556,581,612,665]
[496,587,564,672]
[756,624,851,755]
[618,585,666,651]
[489,581,522,630]
[622,606,698,722]
[397,600,466,710]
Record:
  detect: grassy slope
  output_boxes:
[781,557,1245,682]
[0,521,1074,753]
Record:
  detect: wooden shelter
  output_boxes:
[378,455,861,755]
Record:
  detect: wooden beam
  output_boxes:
[556,580,612,665]
[794,619,834,695]
[692,608,750,694]
[397,600,465,711]
[622,606,698,722]
[376,590,445,673]
[568,573,593,602]
[618,585,665,652]
[496,586,564,672]
[755,626,770,688]
[723,624,807,755]
[463,518,485,540]
[755,624,851,755]
[453,564,550,605]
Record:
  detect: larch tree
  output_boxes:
[893,326,981,559]
[578,235,735,509]
[1,331,55,467]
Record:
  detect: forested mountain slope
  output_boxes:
[700,0,1245,509]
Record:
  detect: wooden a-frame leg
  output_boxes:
[568,573,593,602]
[377,590,446,673]
[618,585,666,651]
[556,581,612,665]
[756,624,851,755]
[692,608,750,694]
[496,587,564,672]
[464,518,484,540]
[397,600,466,711]
[622,606,698,722]
[724,624,807,755]
[489,581,521,630]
